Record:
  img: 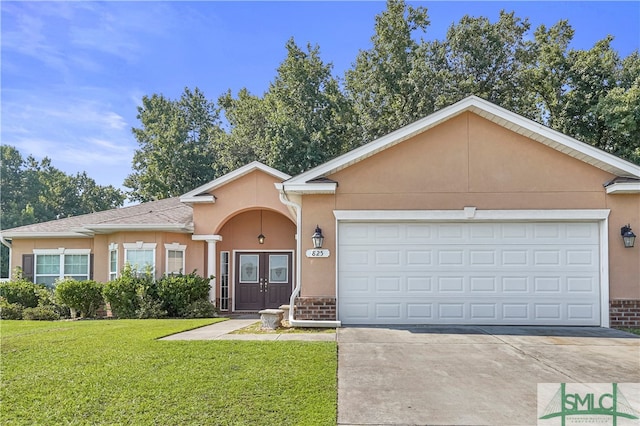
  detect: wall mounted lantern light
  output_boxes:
[621,224,636,248]
[312,225,324,249]
[258,210,265,244]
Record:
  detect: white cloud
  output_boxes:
[1,88,137,187]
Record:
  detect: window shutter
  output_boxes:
[90,254,94,280]
[22,254,34,282]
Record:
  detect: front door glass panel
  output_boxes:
[239,255,259,282]
[269,255,288,283]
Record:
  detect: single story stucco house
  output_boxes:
[3,96,639,327]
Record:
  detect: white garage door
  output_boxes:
[338,222,601,325]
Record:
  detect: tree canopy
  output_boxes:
[1,145,126,276]
[4,0,639,232]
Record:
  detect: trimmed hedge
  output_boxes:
[103,266,215,319]
[22,305,60,321]
[0,297,23,319]
[0,278,49,308]
[157,272,211,317]
[55,279,104,318]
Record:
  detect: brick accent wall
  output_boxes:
[294,297,336,320]
[610,300,640,328]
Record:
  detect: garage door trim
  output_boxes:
[334,209,610,327]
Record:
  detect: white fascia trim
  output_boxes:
[605,182,640,194]
[280,182,337,194]
[180,195,215,204]
[33,248,91,255]
[289,319,341,328]
[3,232,90,239]
[82,224,194,233]
[192,234,223,242]
[334,209,611,222]
[180,161,291,201]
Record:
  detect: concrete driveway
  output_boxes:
[337,326,640,425]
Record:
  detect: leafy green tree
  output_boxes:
[1,146,125,277]
[438,11,539,118]
[124,87,223,202]
[220,38,354,175]
[345,0,431,143]
[218,88,271,172]
[528,20,575,128]
[264,38,354,174]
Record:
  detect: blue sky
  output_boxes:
[2,1,639,193]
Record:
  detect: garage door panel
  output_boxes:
[338,221,601,325]
[339,298,600,325]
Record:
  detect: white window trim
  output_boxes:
[33,248,91,285]
[108,243,118,280]
[220,251,230,311]
[123,242,157,275]
[164,243,186,275]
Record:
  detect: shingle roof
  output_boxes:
[1,197,193,238]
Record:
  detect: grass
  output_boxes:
[231,321,336,334]
[619,327,640,336]
[0,319,337,425]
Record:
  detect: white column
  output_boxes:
[192,235,223,305]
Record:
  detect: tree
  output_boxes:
[438,11,539,119]
[218,88,271,172]
[220,38,354,175]
[264,38,354,174]
[124,87,223,202]
[345,0,431,143]
[0,145,126,277]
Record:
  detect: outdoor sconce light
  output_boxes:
[621,224,636,248]
[258,210,265,244]
[312,225,324,249]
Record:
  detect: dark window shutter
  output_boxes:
[22,254,34,282]
[89,254,94,280]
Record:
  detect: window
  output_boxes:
[123,242,157,275]
[220,252,229,311]
[165,243,186,275]
[109,243,118,281]
[33,249,90,287]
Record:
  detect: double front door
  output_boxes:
[235,252,292,311]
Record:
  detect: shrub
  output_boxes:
[55,279,104,318]
[157,272,211,317]
[0,277,49,308]
[181,299,217,318]
[135,285,167,319]
[0,297,23,319]
[103,265,157,318]
[22,305,60,321]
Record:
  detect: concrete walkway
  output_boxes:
[160,318,336,341]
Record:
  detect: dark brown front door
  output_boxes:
[235,252,292,311]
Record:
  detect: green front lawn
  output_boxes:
[1,319,337,425]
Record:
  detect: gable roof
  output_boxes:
[281,96,640,193]
[180,161,291,203]
[1,197,193,239]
